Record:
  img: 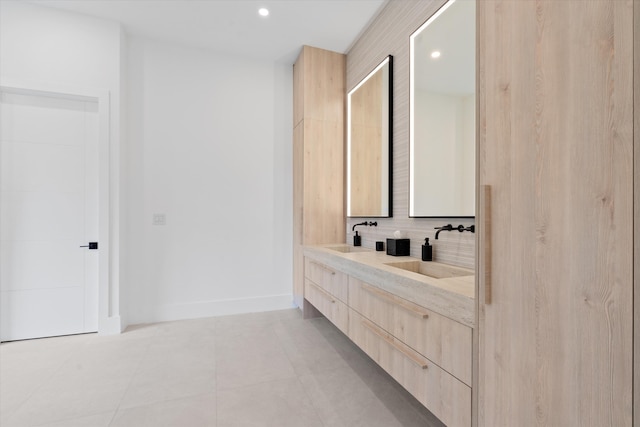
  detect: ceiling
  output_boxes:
[27,0,387,64]
[414,0,474,95]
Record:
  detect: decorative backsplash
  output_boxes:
[345,0,475,269]
[346,219,475,269]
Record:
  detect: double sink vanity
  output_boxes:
[295,0,638,424]
[303,244,474,427]
[295,1,477,426]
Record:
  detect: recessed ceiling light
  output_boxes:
[258,8,269,17]
[431,51,441,59]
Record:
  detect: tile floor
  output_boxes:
[0,309,445,427]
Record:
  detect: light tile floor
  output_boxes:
[0,309,445,427]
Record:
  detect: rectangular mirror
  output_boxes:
[347,55,393,218]
[410,0,475,217]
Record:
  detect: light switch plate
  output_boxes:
[152,213,166,226]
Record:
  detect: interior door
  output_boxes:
[0,90,99,341]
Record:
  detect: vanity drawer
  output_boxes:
[349,309,471,427]
[348,277,472,386]
[304,258,348,303]
[304,279,348,334]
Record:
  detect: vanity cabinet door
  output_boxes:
[304,258,348,303]
[348,277,471,386]
[477,1,634,426]
[304,279,348,334]
[349,309,471,427]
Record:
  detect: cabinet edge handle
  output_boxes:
[360,282,429,319]
[480,185,492,305]
[361,318,428,369]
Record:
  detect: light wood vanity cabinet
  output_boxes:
[303,258,349,334]
[303,280,349,334]
[303,255,472,427]
[349,309,471,427]
[305,258,348,303]
[348,276,472,386]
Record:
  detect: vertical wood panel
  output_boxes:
[634,0,640,424]
[293,123,304,309]
[478,1,634,425]
[478,185,491,306]
[304,46,345,123]
[303,118,344,245]
[293,49,304,127]
[292,46,345,312]
[473,4,484,425]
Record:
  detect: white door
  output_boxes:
[0,90,99,341]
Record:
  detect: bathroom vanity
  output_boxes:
[303,244,474,427]
[295,1,638,425]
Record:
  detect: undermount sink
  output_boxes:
[384,260,473,279]
[325,244,370,253]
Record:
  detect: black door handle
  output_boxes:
[80,242,98,249]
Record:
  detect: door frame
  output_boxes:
[0,79,114,335]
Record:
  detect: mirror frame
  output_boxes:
[409,0,475,218]
[347,55,393,218]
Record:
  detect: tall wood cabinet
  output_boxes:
[476,1,637,425]
[293,46,346,310]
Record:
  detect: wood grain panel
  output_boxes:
[304,279,349,334]
[478,1,634,425]
[293,49,304,127]
[349,308,471,427]
[473,5,484,424]
[634,0,640,423]
[302,118,344,244]
[349,276,472,386]
[293,123,304,309]
[302,46,345,123]
[478,185,491,305]
[304,258,348,303]
[292,46,345,313]
[346,0,475,269]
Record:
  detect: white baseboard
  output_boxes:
[149,294,295,323]
[98,315,122,335]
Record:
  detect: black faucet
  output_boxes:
[434,224,453,239]
[435,224,475,239]
[352,222,368,246]
[457,224,475,233]
[352,221,368,232]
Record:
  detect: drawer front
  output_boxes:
[304,279,348,334]
[349,309,471,427]
[348,276,472,386]
[304,258,348,303]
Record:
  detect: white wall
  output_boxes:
[125,38,293,324]
[1,2,294,327]
[0,1,124,332]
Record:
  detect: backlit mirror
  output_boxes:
[410,0,475,217]
[347,55,392,218]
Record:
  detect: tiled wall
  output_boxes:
[345,0,475,269]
